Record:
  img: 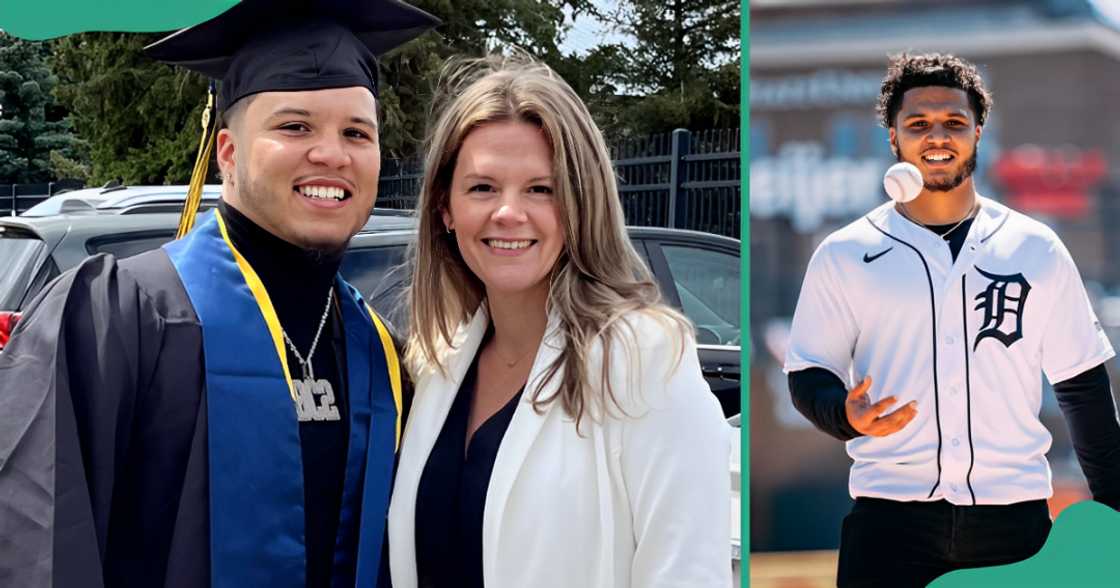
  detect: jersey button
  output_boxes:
[952,438,960,447]
[944,335,955,345]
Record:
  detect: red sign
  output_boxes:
[992,146,1107,218]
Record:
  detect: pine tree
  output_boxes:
[595,0,740,137]
[0,33,86,184]
[50,32,209,185]
[374,0,594,158]
[46,1,596,180]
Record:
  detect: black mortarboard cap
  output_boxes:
[145,0,440,111]
[148,0,438,239]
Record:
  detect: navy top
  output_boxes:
[414,350,524,588]
[925,216,974,262]
[219,201,352,587]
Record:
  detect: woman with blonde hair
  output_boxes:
[388,55,732,588]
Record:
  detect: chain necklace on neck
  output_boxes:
[492,344,535,368]
[899,201,979,240]
[484,322,537,368]
[282,285,340,422]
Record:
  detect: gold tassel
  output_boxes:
[176,82,218,239]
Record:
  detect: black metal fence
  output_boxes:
[5,130,741,238]
[375,128,741,239]
[377,157,424,211]
[1,180,85,216]
[612,128,741,238]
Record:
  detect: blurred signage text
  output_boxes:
[750,142,886,232]
[751,69,884,110]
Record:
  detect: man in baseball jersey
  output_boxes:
[786,53,1120,587]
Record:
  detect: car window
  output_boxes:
[368,278,410,333]
[629,237,652,269]
[661,245,740,346]
[88,234,175,258]
[20,256,61,310]
[0,228,45,311]
[340,245,409,326]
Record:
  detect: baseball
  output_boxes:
[883,162,923,203]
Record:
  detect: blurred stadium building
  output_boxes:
[749,0,1120,562]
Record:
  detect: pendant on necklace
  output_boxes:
[294,377,341,422]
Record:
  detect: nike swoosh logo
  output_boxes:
[863,247,893,263]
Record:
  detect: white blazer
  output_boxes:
[388,306,733,588]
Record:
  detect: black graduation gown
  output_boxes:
[0,249,210,588]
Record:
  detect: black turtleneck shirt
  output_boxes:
[219,201,352,587]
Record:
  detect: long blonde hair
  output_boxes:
[405,54,691,427]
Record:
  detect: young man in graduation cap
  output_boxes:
[0,1,438,586]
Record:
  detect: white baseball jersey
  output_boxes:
[785,196,1115,506]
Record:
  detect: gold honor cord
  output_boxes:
[176,83,219,239]
[367,303,404,452]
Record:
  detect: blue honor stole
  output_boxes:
[164,210,402,587]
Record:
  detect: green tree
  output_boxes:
[47,1,596,179]
[50,32,209,185]
[595,0,740,137]
[376,0,595,158]
[0,33,86,183]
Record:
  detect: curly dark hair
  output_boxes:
[876,53,993,128]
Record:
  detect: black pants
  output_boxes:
[837,497,1052,588]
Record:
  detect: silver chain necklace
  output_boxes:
[282,285,341,422]
[899,201,978,240]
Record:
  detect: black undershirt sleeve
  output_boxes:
[788,367,863,441]
[1053,363,1120,510]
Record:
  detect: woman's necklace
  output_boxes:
[490,342,535,368]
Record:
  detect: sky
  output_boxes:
[558,0,633,56]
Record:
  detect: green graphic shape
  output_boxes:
[740,1,749,587]
[931,500,1120,587]
[0,1,238,40]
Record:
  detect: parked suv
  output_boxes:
[1,190,741,416]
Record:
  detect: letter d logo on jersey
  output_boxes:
[973,267,1032,351]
